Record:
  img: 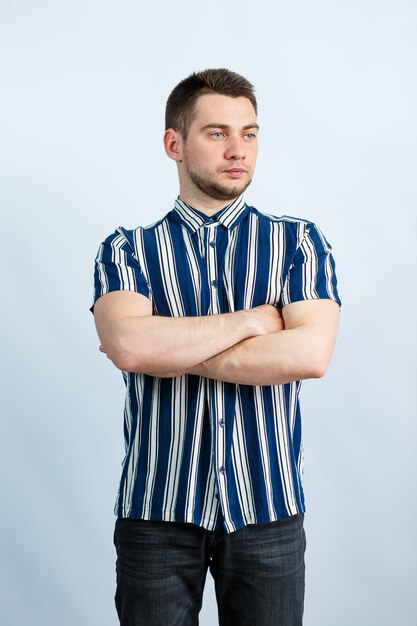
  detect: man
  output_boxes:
[92,68,341,626]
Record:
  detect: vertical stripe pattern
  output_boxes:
[92,196,341,533]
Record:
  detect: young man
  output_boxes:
[92,68,341,626]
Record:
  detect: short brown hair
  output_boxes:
[165,68,257,139]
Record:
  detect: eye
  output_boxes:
[244,132,257,140]
[210,131,225,139]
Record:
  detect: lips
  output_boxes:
[224,168,247,177]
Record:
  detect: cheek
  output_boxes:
[195,150,220,171]
[248,150,258,170]
[185,140,224,172]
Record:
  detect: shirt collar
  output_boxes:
[172,195,247,233]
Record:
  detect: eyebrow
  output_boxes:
[200,123,260,131]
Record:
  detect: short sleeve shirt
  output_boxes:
[92,196,341,532]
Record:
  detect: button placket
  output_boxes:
[206,227,227,514]
[207,224,220,315]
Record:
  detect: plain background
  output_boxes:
[1,1,416,624]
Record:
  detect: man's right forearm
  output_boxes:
[98,306,278,374]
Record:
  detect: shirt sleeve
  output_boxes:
[91,228,150,311]
[280,222,341,308]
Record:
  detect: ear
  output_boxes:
[163,128,183,162]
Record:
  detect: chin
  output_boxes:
[224,182,251,199]
[211,178,251,200]
[188,166,252,202]
[209,187,243,201]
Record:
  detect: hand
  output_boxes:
[249,304,285,336]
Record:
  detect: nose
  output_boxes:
[224,136,246,161]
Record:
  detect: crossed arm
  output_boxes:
[93,291,339,386]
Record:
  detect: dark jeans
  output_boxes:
[114,514,306,626]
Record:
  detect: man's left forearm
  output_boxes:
[145,299,340,384]
[185,328,324,385]
[187,299,340,385]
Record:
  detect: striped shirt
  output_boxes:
[92,195,341,533]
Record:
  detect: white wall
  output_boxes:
[1,1,416,624]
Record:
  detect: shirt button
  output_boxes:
[211,279,218,287]
[219,466,225,474]
[209,240,216,248]
[218,419,225,427]
[207,218,214,224]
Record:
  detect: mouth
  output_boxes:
[223,168,247,178]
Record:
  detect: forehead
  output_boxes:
[191,93,257,128]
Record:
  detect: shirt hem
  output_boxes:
[115,505,306,533]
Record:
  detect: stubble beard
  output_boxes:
[183,154,252,202]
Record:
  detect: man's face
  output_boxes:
[180,93,259,202]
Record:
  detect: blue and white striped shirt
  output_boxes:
[93,196,341,533]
